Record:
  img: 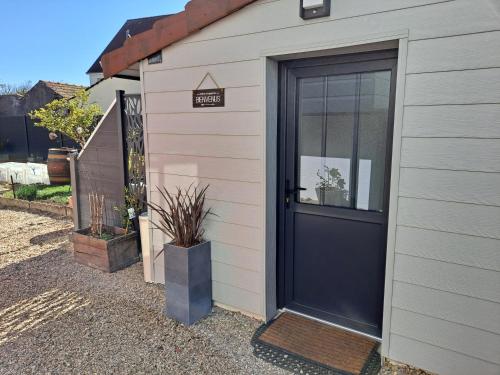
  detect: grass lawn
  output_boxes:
[2,184,71,205]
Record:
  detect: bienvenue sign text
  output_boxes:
[193,88,225,108]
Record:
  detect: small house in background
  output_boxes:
[0,81,83,161]
[88,1,500,374]
[84,15,172,111]
[0,80,84,117]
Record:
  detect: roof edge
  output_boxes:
[101,0,257,78]
[86,14,171,74]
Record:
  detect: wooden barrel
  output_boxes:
[47,148,76,185]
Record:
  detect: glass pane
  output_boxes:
[297,74,357,207]
[357,71,391,212]
[323,74,356,207]
[296,70,392,211]
[297,77,325,205]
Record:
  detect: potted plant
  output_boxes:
[315,165,350,206]
[29,90,102,184]
[148,185,213,325]
[113,186,145,252]
[72,191,139,272]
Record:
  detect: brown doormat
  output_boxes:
[251,312,381,375]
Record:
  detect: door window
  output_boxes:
[297,71,391,212]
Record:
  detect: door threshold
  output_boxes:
[280,308,382,343]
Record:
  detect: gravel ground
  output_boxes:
[381,359,434,375]
[0,208,288,375]
[0,208,431,375]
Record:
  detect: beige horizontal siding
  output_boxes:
[396,226,500,272]
[392,281,500,334]
[145,87,260,114]
[393,254,500,303]
[205,220,262,251]
[401,138,500,172]
[148,173,261,206]
[148,154,261,182]
[205,199,261,228]
[391,308,500,364]
[212,281,262,316]
[147,112,261,135]
[394,28,500,371]
[389,334,500,375]
[405,68,500,106]
[143,59,260,91]
[397,197,500,239]
[212,262,261,294]
[406,30,500,73]
[403,104,500,138]
[211,241,261,272]
[147,134,261,160]
[399,168,500,206]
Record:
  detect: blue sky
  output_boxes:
[0,0,189,87]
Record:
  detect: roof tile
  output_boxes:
[41,81,86,99]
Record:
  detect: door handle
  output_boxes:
[286,186,306,195]
[285,180,306,208]
[285,179,306,196]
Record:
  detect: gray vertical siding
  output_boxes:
[140,0,500,373]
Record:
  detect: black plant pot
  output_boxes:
[164,241,212,325]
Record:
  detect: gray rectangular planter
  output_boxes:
[164,241,212,325]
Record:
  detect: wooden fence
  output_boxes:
[70,90,145,230]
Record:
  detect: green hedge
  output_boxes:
[3,184,71,204]
[15,185,38,201]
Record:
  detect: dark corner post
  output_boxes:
[116,90,129,236]
[69,152,80,229]
[116,90,128,188]
[23,115,30,160]
[10,176,16,199]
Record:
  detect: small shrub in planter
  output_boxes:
[16,184,38,201]
[72,192,139,273]
[148,185,213,325]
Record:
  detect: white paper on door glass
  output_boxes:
[356,159,372,210]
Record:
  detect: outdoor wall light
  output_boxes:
[300,0,331,20]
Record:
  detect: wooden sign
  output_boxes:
[193,88,225,108]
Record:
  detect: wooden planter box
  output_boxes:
[72,226,139,273]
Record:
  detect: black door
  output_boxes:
[278,51,398,338]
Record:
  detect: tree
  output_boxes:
[0,81,32,95]
[29,89,102,148]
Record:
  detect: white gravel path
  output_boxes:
[0,208,288,375]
